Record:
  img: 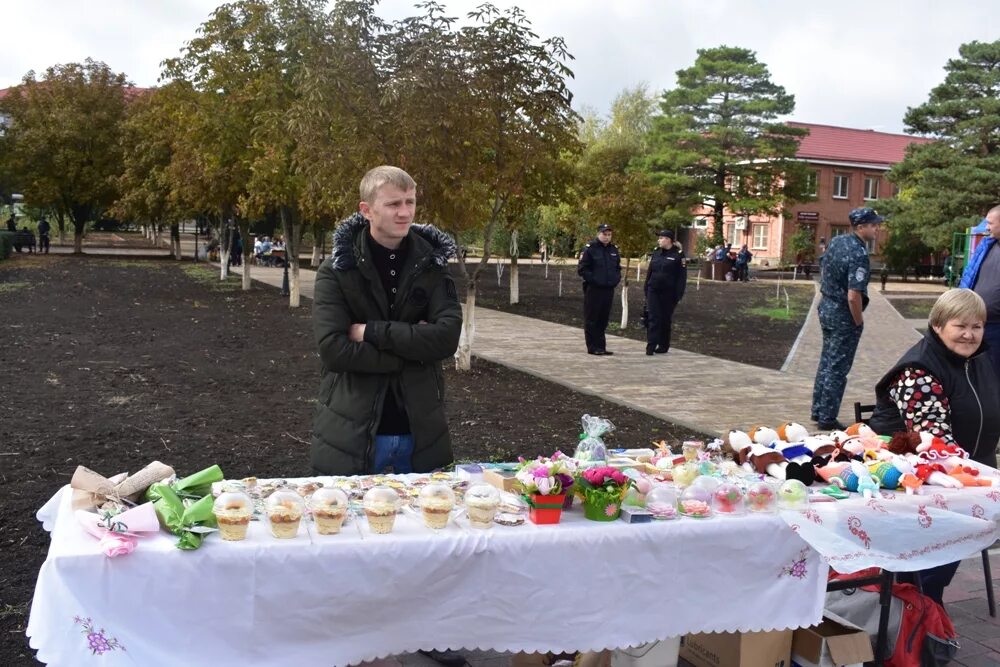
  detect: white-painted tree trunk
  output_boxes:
[242,261,252,290]
[220,250,230,280]
[509,256,519,304]
[455,289,476,371]
[311,241,321,267]
[290,264,301,307]
[495,259,505,286]
[636,261,641,281]
[544,260,549,279]
[558,270,563,297]
[620,284,630,330]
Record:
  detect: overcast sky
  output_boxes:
[3,0,997,134]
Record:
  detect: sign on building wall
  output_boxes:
[797,211,819,221]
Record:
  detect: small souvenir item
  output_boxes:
[777,479,809,510]
[212,489,254,541]
[671,462,699,488]
[465,483,501,528]
[818,485,849,500]
[682,440,705,462]
[309,487,349,535]
[692,475,721,494]
[679,485,713,518]
[746,482,777,513]
[363,486,401,534]
[645,485,678,520]
[713,482,744,515]
[419,483,456,530]
[265,489,305,539]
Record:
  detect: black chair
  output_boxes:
[852,401,996,618]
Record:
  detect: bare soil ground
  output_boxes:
[0,256,708,666]
[454,262,814,369]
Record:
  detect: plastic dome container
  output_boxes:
[746,482,778,513]
[419,483,456,530]
[645,485,678,520]
[309,487,350,535]
[363,485,401,534]
[265,489,305,539]
[682,440,704,462]
[212,489,254,541]
[671,462,699,488]
[464,483,501,528]
[777,479,810,510]
[713,482,745,515]
[678,485,713,518]
[691,475,721,495]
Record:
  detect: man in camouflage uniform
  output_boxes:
[811,207,883,430]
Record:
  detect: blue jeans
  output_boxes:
[372,434,414,474]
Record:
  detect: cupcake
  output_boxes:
[464,483,501,528]
[212,489,254,541]
[309,487,349,535]
[265,489,305,539]
[363,486,401,534]
[419,483,456,530]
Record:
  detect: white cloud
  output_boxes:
[3,0,998,133]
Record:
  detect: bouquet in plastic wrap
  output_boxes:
[144,464,224,550]
[574,414,614,462]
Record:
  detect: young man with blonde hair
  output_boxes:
[311,166,463,475]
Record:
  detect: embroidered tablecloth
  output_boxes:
[29,484,827,667]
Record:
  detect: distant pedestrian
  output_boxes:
[5,215,16,233]
[818,238,827,256]
[644,230,687,355]
[959,204,1000,380]
[578,223,621,355]
[811,207,883,430]
[734,244,752,282]
[37,217,51,254]
[229,228,243,267]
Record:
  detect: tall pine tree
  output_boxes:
[643,46,806,243]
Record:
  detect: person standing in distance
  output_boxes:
[578,223,622,355]
[37,217,51,254]
[644,230,687,355]
[811,207,882,430]
[959,204,1000,380]
[311,166,463,475]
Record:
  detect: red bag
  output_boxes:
[826,570,959,667]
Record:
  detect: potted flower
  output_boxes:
[576,466,629,521]
[515,455,575,524]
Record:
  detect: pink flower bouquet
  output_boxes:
[575,466,629,521]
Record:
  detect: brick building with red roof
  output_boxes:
[686,122,934,265]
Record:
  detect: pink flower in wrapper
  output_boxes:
[99,534,137,557]
[532,467,551,479]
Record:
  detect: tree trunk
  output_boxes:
[238,219,253,290]
[509,254,519,304]
[558,269,563,297]
[282,205,302,308]
[620,258,631,329]
[311,241,321,267]
[171,223,181,259]
[455,286,476,371]
[73,230,83,254]
[56,211,67,246]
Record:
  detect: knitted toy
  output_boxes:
[749,426,779,446]
[887,431,921,456]
[772,439,817,486]
[742,442,789,480]
[816,460,851,488]
[776,422,809,443]
[948,464,996,487]
[846,422,876,438]
[917,435,969,463]
[891,456,923,495]
[867,459,903,491]
[851,461,880,499]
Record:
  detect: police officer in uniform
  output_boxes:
[811,207,883,429]
[644,230,687,355]
[578,223,622,355]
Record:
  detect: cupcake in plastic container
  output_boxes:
[419,483,456,530]
[464,483,501,528]
[678,485,713,518]
[309,487,349,535]
[363,486,401,534]
[212,488,254,541]
[645,485,678,520]
[265,489,305,539]
[713,482,745,515]
[746,481,777,513]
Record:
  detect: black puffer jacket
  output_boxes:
[311,213,463,475]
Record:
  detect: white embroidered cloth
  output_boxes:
[28,485,827,667]
[779,485,1000,574]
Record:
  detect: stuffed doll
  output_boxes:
[816,460,851,488]
[891,456,923,495]
[724,429,753,461]
[947,463,996,487]
[772,439,817,485]
[846,422,877,438]
[777,422,809,443]
[742,442,789,480]
[749,426,779,446]
[887,431,921,456]
[917,435,969,463]
[850,460,880,498]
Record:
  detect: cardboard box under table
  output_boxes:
[679,629,792,667]
[791,612,872,667]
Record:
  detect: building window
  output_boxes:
[751,223,769,250]
[864,176,879,200]
[833,174,850,199]
[804,170,818,198]
[691,217,708,228]
[830,226,850,238]
[725,224,741,248]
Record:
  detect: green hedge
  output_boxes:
[0,231,14,260]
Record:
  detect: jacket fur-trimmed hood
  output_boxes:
[330,212,457,271]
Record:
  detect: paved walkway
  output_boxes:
[234,263,940,435]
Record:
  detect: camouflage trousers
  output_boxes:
[811,299,864,423]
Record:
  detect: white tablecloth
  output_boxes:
[779,486,1000,573]
[28,485,828,667]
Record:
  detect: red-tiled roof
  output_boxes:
[787,121,934,166]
